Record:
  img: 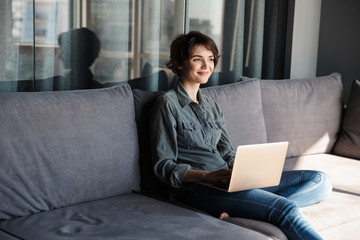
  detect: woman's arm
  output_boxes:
[150,96,192,188]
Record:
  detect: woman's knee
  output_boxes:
[302,170,333,205]
[317,171,332,198]
[310,171,332,192]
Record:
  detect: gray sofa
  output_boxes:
[0,72,359,239]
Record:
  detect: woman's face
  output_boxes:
[179,45,215,85]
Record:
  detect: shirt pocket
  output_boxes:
[208,119,224,146]
[182,121,203,149]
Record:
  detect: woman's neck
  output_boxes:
[181,80,200,103]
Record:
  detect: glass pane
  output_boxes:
[0,0,71,92]
[188,0,224,55]
[89,0,132,85]
[141,0,174,56]
[0,0,33,92]
[140,0,175,90]
[35,0,69,91]
[1,0,231,93]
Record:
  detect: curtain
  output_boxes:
[221,0,291,80]
[262,0,293,79]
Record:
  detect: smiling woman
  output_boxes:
[149,31,332,240]
[166,31,220,102]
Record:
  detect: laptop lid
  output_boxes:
[203,141,288,192]
[226,141,289,192]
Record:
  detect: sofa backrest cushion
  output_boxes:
[242,73,343,158]
[0,84,140,220]
[132,89,168,196]
[333,79,360,159]
[202,79,267,148]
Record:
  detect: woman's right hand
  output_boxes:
[203,168,232,184]
[183,168,232,185]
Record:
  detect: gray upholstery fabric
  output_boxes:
[132,89,167,195]
[202,80,267,148]
[0,193,272,240]
[334,80,360,159]
[0,231,19,240]
[0,84,140,221]
[242,73,343,158]
[283,154,360,239]
[225,218,287,240]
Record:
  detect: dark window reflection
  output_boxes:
[57,28,101,90]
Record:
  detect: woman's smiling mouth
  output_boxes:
[198,71,210,76]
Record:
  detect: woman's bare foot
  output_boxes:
[219,212,230,219]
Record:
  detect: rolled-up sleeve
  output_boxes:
[150,97,191,188]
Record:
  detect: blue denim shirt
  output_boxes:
[150,81,235,196]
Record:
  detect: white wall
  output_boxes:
[290,0,322,79]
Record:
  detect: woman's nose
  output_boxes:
[201,60,208,68]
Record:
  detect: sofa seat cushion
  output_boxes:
[0,231,18,240]
[302,190,360,240]
[225,218,287,240]
[284,154,360,239]
[0,193,272,240]
[0,84,140,220]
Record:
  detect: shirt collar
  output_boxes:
[175,80,208,108]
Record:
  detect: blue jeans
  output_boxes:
[177,170,332,240]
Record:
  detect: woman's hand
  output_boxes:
[183,168,232,185]
[203,168,232,184]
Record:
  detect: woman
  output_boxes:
[150,31,332,240]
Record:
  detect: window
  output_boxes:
[0,0,291,92]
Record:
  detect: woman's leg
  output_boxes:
[264,170,332,207]
[178,184,322,240]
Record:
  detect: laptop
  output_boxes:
[202,141,289,192]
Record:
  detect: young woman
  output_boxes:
[150,31,332,240]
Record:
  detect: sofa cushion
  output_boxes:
[333,80,360,159]
[201,80,267,148]
[283,153,360,239]
[304,190,360,240]
[0,193,271,240]
[0,231,18,240]
[225,218,287,240]
[128,70,169,91]
[242,73,343,158]
[132,89,168,195]
[0,84,140,221]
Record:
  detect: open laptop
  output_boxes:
[202,141,289,192]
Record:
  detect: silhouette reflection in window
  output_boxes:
[57,28,101,90]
